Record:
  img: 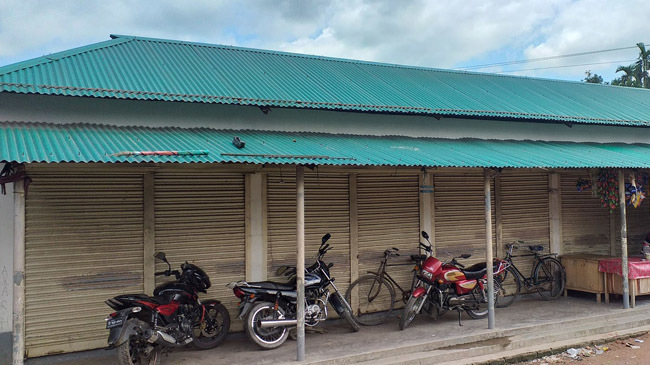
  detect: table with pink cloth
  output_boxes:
[598,257,650,279]
[598,256,650,307]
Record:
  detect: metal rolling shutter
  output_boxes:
[561,171,611,255]
[154,173,245,328]
[25,174,144,357]
[500,171,550,276]
[434,172,495,265]
[357,175,420,309]
[266,173,350,294]
[615,199,650,255]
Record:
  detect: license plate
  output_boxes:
[106,318,124,329]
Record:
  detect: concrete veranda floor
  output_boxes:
[26,292,650,365]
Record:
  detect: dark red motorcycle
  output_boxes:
[399,231,507,330]
[105,252,230,365]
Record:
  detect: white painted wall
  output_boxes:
[0,163,13,333]
[2,93,650,143]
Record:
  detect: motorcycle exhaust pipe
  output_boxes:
[259,319,297,328]
[145,329,188,347]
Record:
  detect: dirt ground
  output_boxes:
[521,332,650,365]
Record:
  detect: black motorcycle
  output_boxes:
[229,233,360,349]
[105,252,230,365]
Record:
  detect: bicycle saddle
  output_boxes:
[410,254,427,262]
[528,245,544,252]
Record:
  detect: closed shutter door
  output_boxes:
[357,175,420,310]
[154,173,245,327]
[561,171,611,255]
[267,173,350,294]
[501,171,550,276]
[434,172,495,265]
[622,201,650,254]
[25,174,144,357]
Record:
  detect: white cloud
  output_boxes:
[0,0,647,82]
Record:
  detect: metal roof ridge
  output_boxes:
[104,34,645,88]
[2,120,650,147]
[2,80,649,126]
[0,37,133,75]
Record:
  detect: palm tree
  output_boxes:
[636,42,650,88]
[615,64,638,87]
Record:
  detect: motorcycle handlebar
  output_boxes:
[154,271,167,276]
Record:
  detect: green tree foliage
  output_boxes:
[611,43,649,88]
[583,70,603,84]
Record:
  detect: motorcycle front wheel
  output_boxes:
[193,300,231,350]
[116,336,160,365]
[245,301,289,350]
[331,291,360,332]
[399,294,425,330]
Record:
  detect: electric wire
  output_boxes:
[494,58,639,74]
[456,44,647,71]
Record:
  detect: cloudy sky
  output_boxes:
[0,0,647,83]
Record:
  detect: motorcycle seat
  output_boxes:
[247,281,295,291]
[461,262,500,280]
[528,245,544,252]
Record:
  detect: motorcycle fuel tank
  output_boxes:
[153,282,193,303]
[442,268,467,282]
[305,273,322,288]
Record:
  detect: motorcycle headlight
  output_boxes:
[422,270,433,281]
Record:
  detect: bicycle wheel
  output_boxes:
[534,257,566,300]
[345,274,396,326]
[495,266,521,308]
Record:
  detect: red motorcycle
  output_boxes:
[399,231,507,330]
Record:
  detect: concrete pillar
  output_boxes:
[0,164,14,363]
[548,173,563,255]
[484,170,495,329]
[296,165,305,361]
[245,173,268,281]
[12,179,25,365]
[617,170,630,309]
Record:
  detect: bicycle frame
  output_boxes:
[367,251,421,303]
[504,245,559,290]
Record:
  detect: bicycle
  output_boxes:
[345,245,429,325]
[495,241,566,308]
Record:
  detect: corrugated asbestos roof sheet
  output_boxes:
[1,35,650,127]
[3,121,650,168]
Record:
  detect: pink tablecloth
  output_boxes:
[598,257,650,279]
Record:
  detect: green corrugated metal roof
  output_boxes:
[3,121,650,168]
[1,35,650,126]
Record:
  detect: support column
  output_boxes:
[419,172,434,241]
[617,170,630,309]
[143,173,155,294]
[349,173,359,310]
[246,173,268,281]
[296,165,305,361]
[494,175,502,257]
[548,173,563,255]
[12,180,25,365]
[484,170,495,329]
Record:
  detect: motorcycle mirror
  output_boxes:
[154,252,168,263]
[321,233,331,245]
[460,253,471,259]
[421,231,430,240]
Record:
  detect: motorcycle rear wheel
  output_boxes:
[465,288,489,319]
[116,336,160,365]
[399,294,425,330]
[193,301,231,350]
[246,301,289,350]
